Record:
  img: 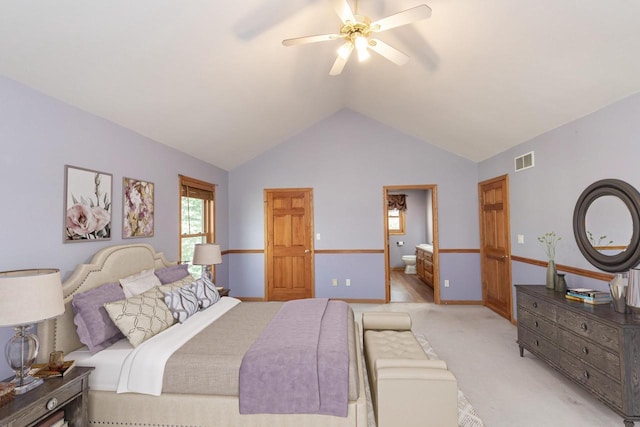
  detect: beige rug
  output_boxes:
[363,331,485,427]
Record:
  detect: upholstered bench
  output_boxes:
[362,312,458,427]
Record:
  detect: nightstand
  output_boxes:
[218,288,230,297]
[0,366,93,427]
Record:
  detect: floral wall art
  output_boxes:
[64,165,112,242]
[123,177,154,238]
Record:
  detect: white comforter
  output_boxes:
[70,297,241,396]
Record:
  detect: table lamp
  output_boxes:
[0,269,65,394]
[192,244,222,281]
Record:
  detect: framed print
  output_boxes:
[64,165,112,242]
[123,177,154,238]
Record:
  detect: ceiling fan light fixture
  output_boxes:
[283,1,432,75]
[354,35,370,62]
[337,42,353,60]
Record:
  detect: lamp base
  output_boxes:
[11,375,43,394]
[6,324,42,395]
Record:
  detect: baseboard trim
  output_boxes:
[440,300,483,305]
[232,297,386,304]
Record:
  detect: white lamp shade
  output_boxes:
[0,269,65,327]
[192,244,222,265]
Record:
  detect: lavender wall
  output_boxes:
[228,109,481,299]
[479,91,640,315]
[0,76,229,379]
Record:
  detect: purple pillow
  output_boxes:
[154,264,190,284]
[71,282,126,354]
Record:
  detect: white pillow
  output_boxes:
[119,269,162,298]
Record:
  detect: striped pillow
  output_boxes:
[190,277,221,309]
[163,285,200,323]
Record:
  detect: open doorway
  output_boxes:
[383,185,439,303]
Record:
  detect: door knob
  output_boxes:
[304,249,311,253]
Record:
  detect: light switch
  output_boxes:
[517,234,525,244]
[316,233,321,240]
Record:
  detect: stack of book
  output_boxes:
[36,410,68,427]
[565,288,612,305]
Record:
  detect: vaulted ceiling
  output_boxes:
[2,1,640,170]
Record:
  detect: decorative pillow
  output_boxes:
[154,263,190,285]
[71,282,126,354]
[104,287,176,347]
[142,275,196,299]
[119,269,162,298]
[190,277,221,309]
[163,286,199,323]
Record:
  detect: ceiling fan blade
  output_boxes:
[282,33,342,46]
[370,4,432,32]
[329,44,353,75]
[329,0,356,24]
[368,39,410,66]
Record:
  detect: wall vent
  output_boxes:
[514,151,535,172]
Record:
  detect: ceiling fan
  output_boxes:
[282,0,432,76]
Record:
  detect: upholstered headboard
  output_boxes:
[37,243,174,362]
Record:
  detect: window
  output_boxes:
[179,175,215,277]
[388,208,405,235]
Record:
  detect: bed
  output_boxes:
[37,243,367,427]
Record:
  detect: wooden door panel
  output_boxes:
[265,189,314,301]
[479,176,512,320]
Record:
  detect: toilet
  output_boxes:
[401,255,417,274]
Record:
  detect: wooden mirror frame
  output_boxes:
[573,179,640,272]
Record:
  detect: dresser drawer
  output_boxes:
[559,351,623,410]
[518,327,558,364]
[9,379,83,426]
[558,329,620,380]
[518,292,557,322]
[557,310,619,352]
[518,308,557,341]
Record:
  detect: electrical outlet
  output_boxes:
[332,278,338,287]
[345,279,351,287]
[444,279,450,288]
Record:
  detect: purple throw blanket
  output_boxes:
[239,298,349,417]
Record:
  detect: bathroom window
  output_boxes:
[388,208,405,235]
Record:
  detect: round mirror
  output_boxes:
[573,179,640,272]
[584,195,632,255]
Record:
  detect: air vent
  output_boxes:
[514,151,535,172]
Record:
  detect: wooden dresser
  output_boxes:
[415,246,433,288]
[516,285,640,427]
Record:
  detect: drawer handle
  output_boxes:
[534,339,539,346]
[583,370,590,379]
[580,322,588,331]
[532,302,538,308]
[534,320,539,328]
[582,346,589,355]
[46,397,58,411]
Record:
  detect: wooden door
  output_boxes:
[264,188,314,301]
[478,175,512,320]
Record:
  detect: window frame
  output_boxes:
[179,175,216,277]
[388,208,406,235]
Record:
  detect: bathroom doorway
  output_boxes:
[383,185,439,303]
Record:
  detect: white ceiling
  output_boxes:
[2,0,640,170]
